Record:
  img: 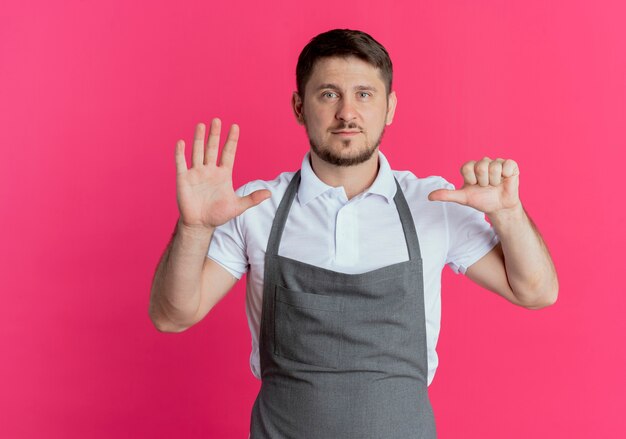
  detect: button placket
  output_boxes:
[335,204,358,266]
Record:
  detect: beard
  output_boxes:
[306,121,387,167]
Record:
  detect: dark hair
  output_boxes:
[296,29,393,99]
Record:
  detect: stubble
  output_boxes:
[306,121,387,167]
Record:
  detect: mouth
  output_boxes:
[331,130,361,137]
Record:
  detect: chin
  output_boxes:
[310,140,377,167]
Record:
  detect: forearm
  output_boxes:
[149,219,215,331]
[488,204,559,308]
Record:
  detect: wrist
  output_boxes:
[177,218,216,237]
[487,203,525,229]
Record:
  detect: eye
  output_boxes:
[322,91,338,98]
[358,92,371,98]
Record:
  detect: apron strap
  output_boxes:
[393,177,423,261]
[265,170,301,257]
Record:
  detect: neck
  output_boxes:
[309,149,380,200]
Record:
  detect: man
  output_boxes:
[149,29,558,438]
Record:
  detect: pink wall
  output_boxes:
[1,0,624,437]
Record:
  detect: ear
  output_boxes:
[291,92,304,125]
[385,91,397,126]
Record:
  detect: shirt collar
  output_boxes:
[297,150,397,206]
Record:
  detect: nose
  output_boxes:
[335,97,357,122]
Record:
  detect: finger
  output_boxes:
[235,189,272,214]
[192,122,206,168]
[502,159,519,178]
[175,140,187,174]
[460,161,477,185]
[475,157,491,187]
[488,159,504,185]
[428,188,468,205]
[219,123,240,169]
[205,118,221,166]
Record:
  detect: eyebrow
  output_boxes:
[315,83,378,92]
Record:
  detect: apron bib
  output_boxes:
[250,170,437,438]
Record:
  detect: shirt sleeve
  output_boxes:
[206,183,249,280]
[443,181,500,275]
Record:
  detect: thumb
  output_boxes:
[428,188,468,205]
[237,189,272,214]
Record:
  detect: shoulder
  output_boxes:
[391,169,454,204]
[238,170,295,194]
[235,170,298,218]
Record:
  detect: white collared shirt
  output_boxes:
[208,150,499,386]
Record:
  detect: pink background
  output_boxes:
[1,0,625,437]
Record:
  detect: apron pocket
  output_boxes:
[274,284,344,369]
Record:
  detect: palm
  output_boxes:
[177,166,239,227]
[175,120,270,229]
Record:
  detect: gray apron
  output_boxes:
[250,170,437,439]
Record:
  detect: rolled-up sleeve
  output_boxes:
[443,182,500,275]
[207,183,249,280]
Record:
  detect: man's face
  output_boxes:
[292,56,397,167]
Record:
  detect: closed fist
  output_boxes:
[428,157,521,216]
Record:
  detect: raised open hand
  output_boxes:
[175,119,271,229]
[427,157,521,216]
